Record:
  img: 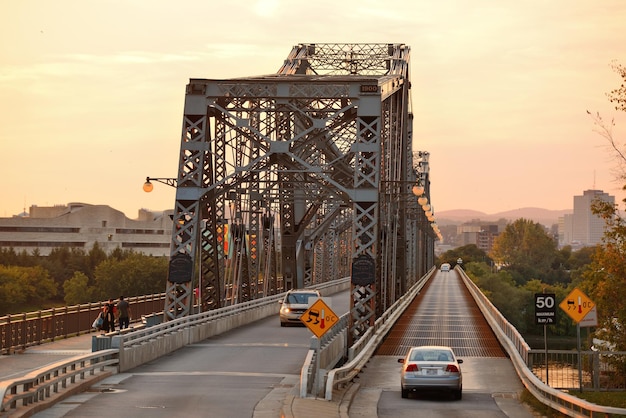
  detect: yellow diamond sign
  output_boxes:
[301,298,339,338]
[559,288,595,323]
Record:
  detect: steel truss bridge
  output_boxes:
[162,43,438,344]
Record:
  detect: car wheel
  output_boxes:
[280,322,286,327]
[454,388,462,400]
[401,387,409,399]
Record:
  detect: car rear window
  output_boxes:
[411,349,452,362]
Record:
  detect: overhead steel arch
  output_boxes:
[163,43,436,343]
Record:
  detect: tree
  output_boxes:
[579,200,626,351]
[581,59,626,350]
[0,265,58,314]
[464,262,532,333]
[607,60,626,112]
[490,218,558,285]
[92,253,167,300]
[63,271,95,305]
[438,244,491,267]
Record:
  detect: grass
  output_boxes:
[569,390,626,409]
[520,389,626,418]
[520,389,569,418]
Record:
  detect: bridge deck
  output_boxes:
[376,270,506,357]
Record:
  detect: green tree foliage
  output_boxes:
[38,247,90,298]
[0,265,58,314]
[577,199,626,351]
[607,60,626,112]
[63,271,95,305]
[92,253,168,300]
[490,219,558,285]
[438,244,492,267]
[464,261,533,333]
[522,279,574,338]
[580,60,626,350]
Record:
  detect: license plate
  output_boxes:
[426,369,437,376]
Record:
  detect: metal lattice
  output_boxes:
[162,43,436,344]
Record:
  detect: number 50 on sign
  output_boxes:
[535,293,556,325]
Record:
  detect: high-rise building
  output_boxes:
[561,189,614,247]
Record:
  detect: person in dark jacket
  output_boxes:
[117,296,131,329]
[101,300,116,333]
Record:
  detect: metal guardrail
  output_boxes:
[0,278,351,416]
[528,349,626,391]
[0,349,118,416]
[300,311,350,397]
[458,267,626,418]
[323,267,436,400]
[0,294,166,354]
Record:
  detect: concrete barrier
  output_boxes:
[115,278,351,372]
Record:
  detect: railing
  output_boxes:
[323,267,436,400]
[528,349,626,391]
[300,311,350,397]
[0,349,118,415]
[113,278,351,372]
[0,277,352,416]
[0,294,166,354]
[458,267,626,417]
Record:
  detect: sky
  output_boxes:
[1,0,626,219]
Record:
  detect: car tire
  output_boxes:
[454,388,462,400]
[401,387,409,399]
[280,322,286,327]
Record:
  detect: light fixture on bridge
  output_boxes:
[417,195,428,206]
[412,184,424,196]
[143,179,154,193]
[143,177,178,192]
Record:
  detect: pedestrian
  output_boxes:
[101,299,116,333]
[117,295,131,329]
[92,310,104,331]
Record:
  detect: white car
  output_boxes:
[440,263,451,272]
[279,289,321,327]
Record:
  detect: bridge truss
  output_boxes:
[163,43,437,343]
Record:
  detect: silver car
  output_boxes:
[398,345,463,399]
[279,289,321,327]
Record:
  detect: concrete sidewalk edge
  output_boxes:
[281,382,360,418]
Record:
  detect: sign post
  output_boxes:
[535,293,556,385]
[559,288,595,392]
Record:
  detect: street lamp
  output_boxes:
[412,184,424,196]
[143,177,177,192]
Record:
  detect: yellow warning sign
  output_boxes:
[559,288,595,323]
[301,298,339,338]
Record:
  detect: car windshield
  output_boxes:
[410,349,452,362]
[287,293,317,304]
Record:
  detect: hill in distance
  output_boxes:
[436,207,571,226]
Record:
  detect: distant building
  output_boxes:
[0,203,173,256]
[559,189,613,248]
[456,221,501,253]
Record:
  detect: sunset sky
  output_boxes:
[1,1,626,219]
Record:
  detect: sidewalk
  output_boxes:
[0,332,97,382]
[1,332,353,418]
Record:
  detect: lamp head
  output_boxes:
[412,185,424,196]
[143,178,154,193]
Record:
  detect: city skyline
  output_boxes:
[2,1,626,219]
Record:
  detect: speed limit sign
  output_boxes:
[535,293,556,325]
